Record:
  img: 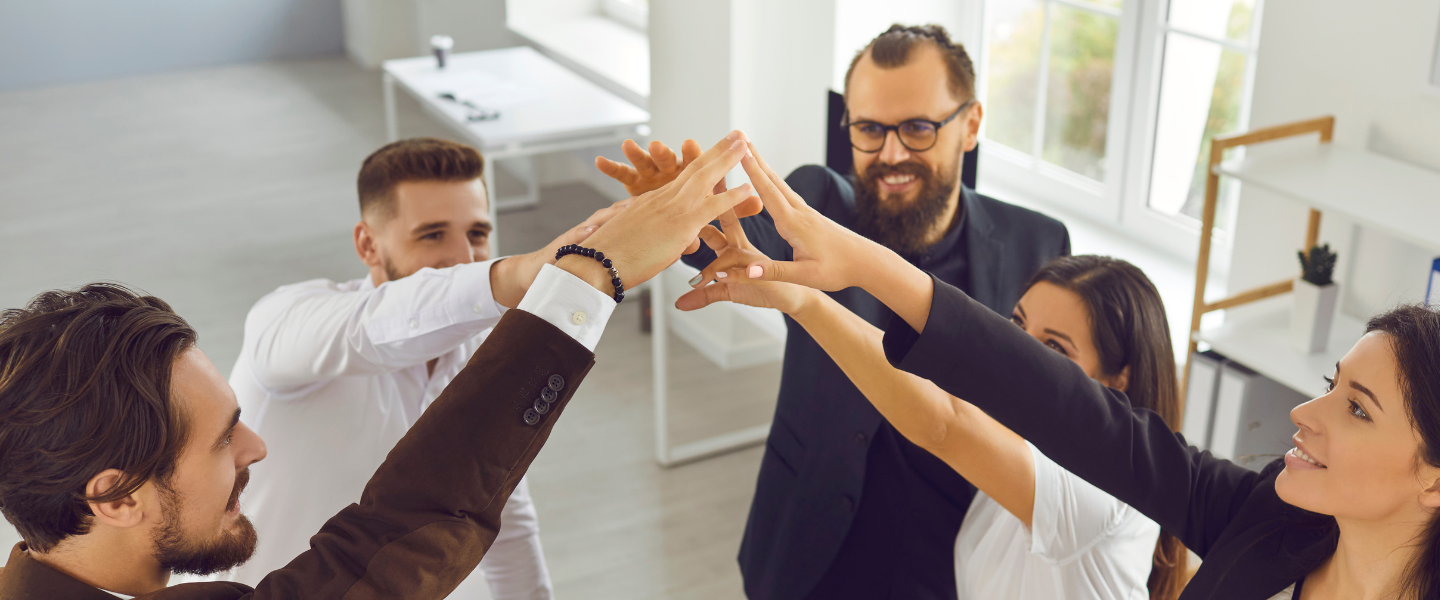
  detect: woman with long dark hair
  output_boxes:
[681,205,1187,598]
[702,143,1440,599]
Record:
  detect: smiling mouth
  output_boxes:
[881,174,916,187]
[226,468,250,515]
[1289,446,1328,468]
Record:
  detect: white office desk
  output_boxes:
[382,46,650,253]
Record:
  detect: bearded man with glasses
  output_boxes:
[598,24,1071,600]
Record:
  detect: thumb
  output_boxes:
[742,259,822,289]
[675,285,727,312]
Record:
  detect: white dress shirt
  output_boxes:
[954,442,1161,600]
[226,260,612,598]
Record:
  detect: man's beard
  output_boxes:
[381,254,412,283]
[853,157,962,257]
[152,468,258,576]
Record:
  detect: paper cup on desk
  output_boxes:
[431,35,454,69]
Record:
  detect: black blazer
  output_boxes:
[685,165,1071,599]
[881,276,1339,600]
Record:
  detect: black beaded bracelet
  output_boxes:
[554,244,625,304]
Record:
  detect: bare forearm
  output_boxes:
[490,253,538,309]
[791,291,1037,526]
[855,245,935,334]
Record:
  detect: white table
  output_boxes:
[382,46,650,254]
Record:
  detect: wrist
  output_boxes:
[489,255,528,309]
[788,287,823,322]
[555,254,617,297]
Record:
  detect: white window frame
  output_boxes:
[968,0,1265,264]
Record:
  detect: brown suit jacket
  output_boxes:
[0,309,594,600]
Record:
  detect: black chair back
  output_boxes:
[825,89,978,189]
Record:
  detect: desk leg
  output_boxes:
[652,266,771,468]
[484,160,499,256]
[653,274,670,465]
[383,73,398,143]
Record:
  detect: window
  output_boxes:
[974,0,1263,259]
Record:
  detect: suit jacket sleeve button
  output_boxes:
[541,387,557,403]
[523,408,541,426]
[547,374,565,392]
[533,398,550,414]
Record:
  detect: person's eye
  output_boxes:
[421,232,442,241]
[1323,374,1336,392]
[1046,340,1068,356]
[1010,314,1024,327]
[469,230,488,240]
[900,121,936,137]
[854,123,884,137]
[222,433,234,447]
[1348,399,1371,422]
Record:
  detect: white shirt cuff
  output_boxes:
[516,263,615,352]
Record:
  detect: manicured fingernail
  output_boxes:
[730,139,745,151]
[688,272,704,286]
[748,265,763,278]
[586,226,597,232]
[716,271,728,279]
[725,130,740,141]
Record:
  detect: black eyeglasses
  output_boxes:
[841,98,976,153]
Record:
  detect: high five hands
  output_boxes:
[561,132,762,295]
[661,137,936,333]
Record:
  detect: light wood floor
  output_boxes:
[0,57,777,599]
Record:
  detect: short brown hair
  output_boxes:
[844,24,977,103]
[356,137,486,218]
[0,283,196,552]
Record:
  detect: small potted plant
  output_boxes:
[1291,243,1339,353]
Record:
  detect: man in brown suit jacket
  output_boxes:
[0,133,759,599]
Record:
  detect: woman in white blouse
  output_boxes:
[678,213,1186,600]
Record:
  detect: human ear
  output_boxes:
[354,221,381,268]
[1107,365,1132,393]
[85,469,145,530]
[1419,465,1440,510]
[963,101,984,153]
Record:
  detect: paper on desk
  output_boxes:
[441,72,545,108]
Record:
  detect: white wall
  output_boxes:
[0,0,344,92]
[345,0,521,69]
[831,0,975,93]
[1226,0,1440,320]
[649,0,835,179]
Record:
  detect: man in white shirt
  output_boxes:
[227,138,627,598]
[0,131,759,599]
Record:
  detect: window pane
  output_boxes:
[983,0,1045,155]
[1147,33,1248,226]
[1041,5,1117,181]
[1169,0,1256,43]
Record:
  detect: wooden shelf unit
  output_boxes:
[1180,115,1335,406]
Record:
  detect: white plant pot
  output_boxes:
[1290,278,1339,354]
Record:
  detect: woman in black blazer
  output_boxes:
[704,143,1440,600]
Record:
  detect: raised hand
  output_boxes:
[674,207,817,315]
[595,139,701,197]
[560,132,759,294]
[730,140,892,292]
[489,199,635,307]
[717,139,937,333]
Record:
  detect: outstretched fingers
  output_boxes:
[650,140,678,172]
[595,155,637,185]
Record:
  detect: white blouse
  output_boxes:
[955,442,1162,600]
